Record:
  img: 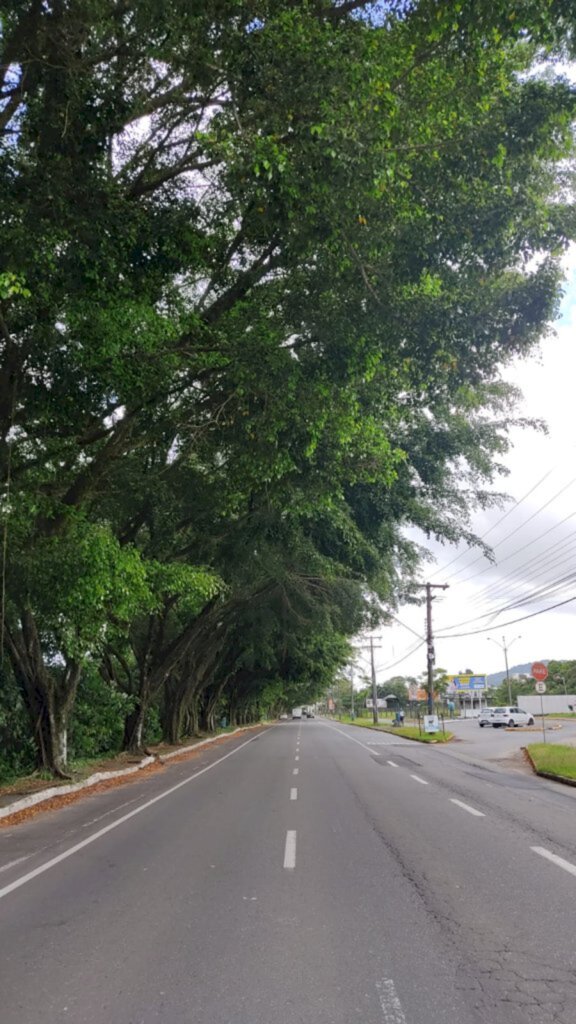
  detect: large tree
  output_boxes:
[2,1,576,772]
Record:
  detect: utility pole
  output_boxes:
[370,636,379,725]
[425,582,449,716]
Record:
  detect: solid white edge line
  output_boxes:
[290,788,298,800]
[386,760,399,768]
[450,799,485,818]
[531,846,576,878]
[283,830,297,869]
[376,979,407,1024]
[293,768,299,775]
[317,719,390,753]
[0,732,262,901]
[410,774,428,785]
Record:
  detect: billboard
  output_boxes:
[365,698,387,709]
[447,674,487,691]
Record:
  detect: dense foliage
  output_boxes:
[1,1,576,777]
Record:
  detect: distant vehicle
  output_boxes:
[478,708,496,727]
[305,709,315,718]
[279,713,289,720]
[490,706,535,728]
[292,707,303,720]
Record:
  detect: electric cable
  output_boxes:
[428,465,557,581]
[437,472,576,587]
[436,594,576,639]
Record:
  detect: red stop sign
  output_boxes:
[531,662,548,682]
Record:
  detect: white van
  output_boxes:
[292,707,303,720]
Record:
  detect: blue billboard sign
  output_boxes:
[448,675,487,691]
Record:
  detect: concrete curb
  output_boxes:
[0,726,264,821]
[522,745,576,788]
[0,756,156,821]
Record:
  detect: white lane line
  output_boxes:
[293,768,299,776]
[531,846,576,878]
[376,979,407,1024]
[410,774,428,785]
[295,755,300,761]
[283,830,297,870]
[450,799,485,818]
[290,788,298,800]
[82,795,141,828]
[387,760,399,768]
[0,732,262,902]
[318,720,393,753]
[0,855,31,875]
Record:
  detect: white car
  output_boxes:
[490,706,535,728]
[478,708,496,727]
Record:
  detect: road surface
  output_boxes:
[1,720,576,1023]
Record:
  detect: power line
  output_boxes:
[449,505,576,589]
[459,534,576,615]
[439,473,576,587]
[462,527,576,600]
[435,568,576,635]
[436,594,576,639]
[377,639,426,674]
[428,465,557,581]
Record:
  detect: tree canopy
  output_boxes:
[1,0,576,775]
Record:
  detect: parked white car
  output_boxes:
[490,706,535,728]
[478,708,496,727]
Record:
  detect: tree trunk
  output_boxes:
[4,612,79,777]
[161,687,183,746]
[123,702,146,754]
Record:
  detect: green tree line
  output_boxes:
[1,1,576,778]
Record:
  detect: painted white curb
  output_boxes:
[0,726,264,821]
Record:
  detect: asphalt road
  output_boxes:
[1,720,576,1024]
[440,716,576,764]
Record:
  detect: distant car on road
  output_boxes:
[490,706,535,728]
[279,713,289,720]
[478,708,496,727]
[292,707,303,720]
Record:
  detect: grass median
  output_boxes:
[334,715,453,743]
[526,742,576,781]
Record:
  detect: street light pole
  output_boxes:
[487,635,521,705]
[503,636,511,706]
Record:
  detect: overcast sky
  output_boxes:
[361,244,576,686]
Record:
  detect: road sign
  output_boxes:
[535,681,547,694]
[531,662,548,682]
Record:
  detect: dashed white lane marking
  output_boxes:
[0,855,31,875]
[532,846,576,878]
[290,788,298,800]
[450,799,485,818]
[0,732,262,902]
[283,830,297,870]
[293,768,299,775]
[410,774,428,785]
[376,979,407,1023]
[386,760,399,768]
[82,795,141,828]
[295,755,300,761]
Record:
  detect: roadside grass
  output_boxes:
[526,743,576,781]
[544,712,576,719]
[334,715,453,743]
